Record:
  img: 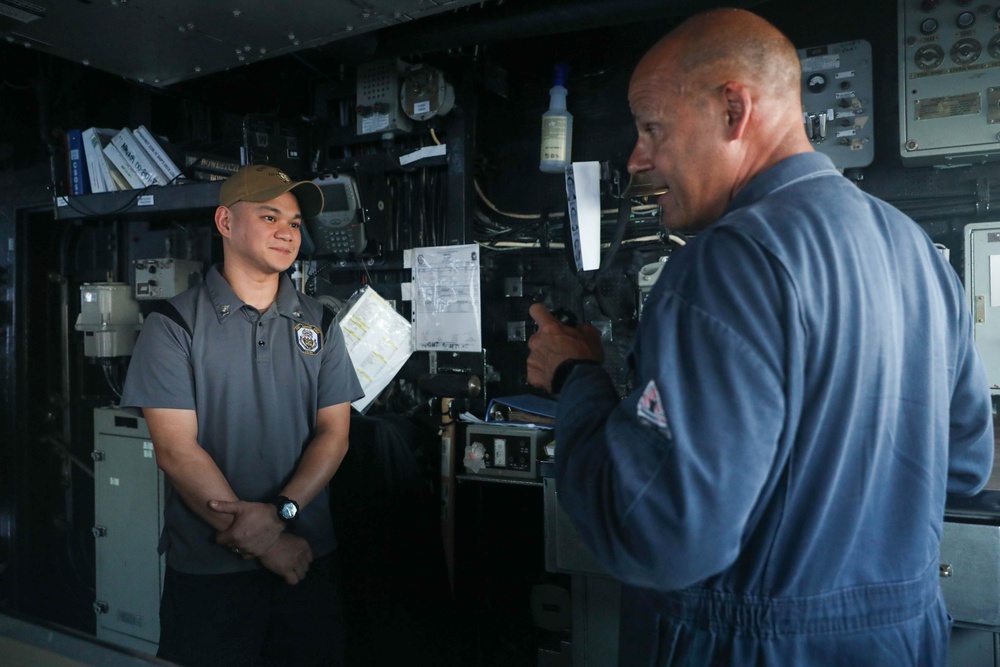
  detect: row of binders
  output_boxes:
[65,126,183,195]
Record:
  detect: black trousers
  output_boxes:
[157,552,344,667]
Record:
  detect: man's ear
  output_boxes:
[215,205,232,238]
[721,81,752,140]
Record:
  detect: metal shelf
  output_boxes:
[54,180,221,220]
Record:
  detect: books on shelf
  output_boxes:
[102,141,146,189]
[110,127,167,187]
[184,152,241,181]
[81,127,117,194]
[190,170,229,182]
[106,161,131,191]
[66,129,89,196]
[69,124,186,193]
[134,125,182,183]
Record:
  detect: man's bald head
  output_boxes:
[625,8,814,230]
[634,8,801,103]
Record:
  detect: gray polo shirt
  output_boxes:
[121,265,363,574]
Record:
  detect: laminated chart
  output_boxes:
[338,286,414,412]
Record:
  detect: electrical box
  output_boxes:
[74,283,143,357]
[134,258,202,300]
[464,424,553,480]
[898,0,1000,166]
[356,59,413,137]
[92,407,164,655]
[797,39,875,170]
[964,221,1000,394]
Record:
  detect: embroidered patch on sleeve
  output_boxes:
[637,379,672,437]
[294,323,323,355]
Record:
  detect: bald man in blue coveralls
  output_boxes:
[527,9,994,667]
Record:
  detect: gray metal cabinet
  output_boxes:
[964,221,1000,395]
[543,476,621,667]
[941,517,1000,667]
[92,407,164,655]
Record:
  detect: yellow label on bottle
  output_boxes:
[540,117,568,162]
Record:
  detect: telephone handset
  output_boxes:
[306,174,367,256]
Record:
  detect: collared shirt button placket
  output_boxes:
[249,312,269,362]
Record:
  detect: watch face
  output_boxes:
[280,502,297,520]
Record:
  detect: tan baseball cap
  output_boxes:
[219,164,324,219]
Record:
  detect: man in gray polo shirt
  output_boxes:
[121,164,363,666]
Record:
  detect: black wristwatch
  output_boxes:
[272,496,299,523]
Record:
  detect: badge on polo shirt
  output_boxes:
[294,323,323,355]
[637,379,672,438]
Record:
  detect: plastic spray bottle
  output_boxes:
[539,64,573,173]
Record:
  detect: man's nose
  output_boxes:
[627,142,652,175]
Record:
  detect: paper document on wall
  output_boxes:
[338,286,414,413]
[565,161,602,271]
[409,244,482,352]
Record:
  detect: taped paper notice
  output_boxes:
[411,244,482,352]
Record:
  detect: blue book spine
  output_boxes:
[67,129,89,196]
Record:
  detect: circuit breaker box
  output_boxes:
[356,59,413,137]
[92,407,164,655]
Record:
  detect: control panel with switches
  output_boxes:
[797,39,875,170]
[898,0,1000,166]
[464,424,553,480]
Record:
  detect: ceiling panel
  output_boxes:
[0,0,495,87]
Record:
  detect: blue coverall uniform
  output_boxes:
[554,152,994,666]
